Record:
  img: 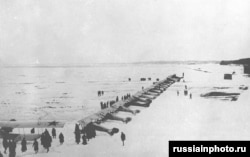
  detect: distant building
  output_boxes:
[224,74,232,80]
[244,65,250,74]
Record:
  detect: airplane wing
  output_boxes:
[0,120,65,128]
[78,106,119,127]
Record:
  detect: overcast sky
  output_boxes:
[0,0,250,65]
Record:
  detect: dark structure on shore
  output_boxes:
[224,74,232,80]
[220,58,250,65]
[244,65,250,74]
[220,58,250,75]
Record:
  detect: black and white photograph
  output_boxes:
[0,0,250,156]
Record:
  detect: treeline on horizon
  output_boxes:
[220,58,250,66]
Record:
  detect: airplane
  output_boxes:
[0,120,65,142]
[78,74,181,136]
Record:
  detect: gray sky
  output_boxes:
[0,0,250,65]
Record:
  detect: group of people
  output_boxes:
[37,129,64,153]
[40,129,64,153]
[2,138,16,157]
[100,93,131,110]
[100,101,111,109]
[74,124,89,145]
[74,123,126,147]
[1,128,65,157]
[177,84,192,99]
[121,93,131,101]
[97,91,104,97]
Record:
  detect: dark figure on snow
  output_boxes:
[100,102,103,109]
[3,137,9,154]
[75,131,81,144]
[33,139,39,154]
[59,133,64,144]
[75,124,80,133]
[9,140,16,157]
[116,96,119,102]
[52,128,56,139]
[82,134,87,145]
[184,90,188,96]
[31,128,35,134]
[45,135,52,152]
[190,93,192,99]
[21,138,27,152]
[121,132,126,146]
[75,123,81,144]
[44,130,52,152]
[85,124,96,140]
[177,90,179,96]
[40,133,45,147]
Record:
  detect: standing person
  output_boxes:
[43,130,52,153]
[2,137,9,154]
[45,134,52,153]
[32,139,39,154]
[52,128,56,139]
[120,132,126,146]
[59,133,64,144]
[177,90,179,96]
[75,123,81,144]
[184,89,188,96]
[40,133,45,148]
[75,124,80,134]
[21,138,27,152]
[8,140,12,157]
[9,140,16,157]
[75,131,81,144]
[190,93,192,99]
[100,102,103,109]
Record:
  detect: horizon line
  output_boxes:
[0,60,221,67]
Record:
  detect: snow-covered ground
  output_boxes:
[0,63,249,157]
